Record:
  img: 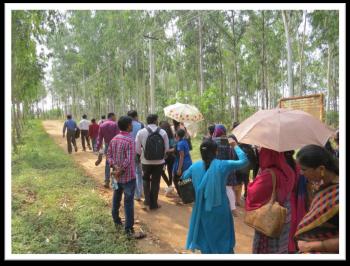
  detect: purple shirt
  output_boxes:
[96,118,120,150]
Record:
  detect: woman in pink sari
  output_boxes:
[246,147,296,254]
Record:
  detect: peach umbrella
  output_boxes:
[232,108,335,152]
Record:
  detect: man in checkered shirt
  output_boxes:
[107,115,145,239]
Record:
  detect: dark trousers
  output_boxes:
[80,130,91,150]
[66,130,77,153]
[142,164,163,209]
[173,174,182,197]
[161,155,175,187]
[112,179,136,233]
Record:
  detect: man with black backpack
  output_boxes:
[135,114,169,211]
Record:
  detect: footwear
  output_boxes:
[104,181,110,189]
[165,186,174,196]
[232,210,239,217]
[114,222,123,231]
[74,146,78,152]
[126,230,146,240]
[134,197,142,202]
[95,153,103,166]
[150,205,161,211]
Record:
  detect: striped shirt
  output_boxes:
[107,131,135,184]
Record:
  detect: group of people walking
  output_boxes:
[62,113,339,253]
[183,123,339,254]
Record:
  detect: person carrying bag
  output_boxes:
[244,169,287,238]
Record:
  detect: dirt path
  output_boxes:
[42,120,254,254]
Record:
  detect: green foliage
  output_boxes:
[325,111,339,129]
[12,120,138,253]
[13,10,339,133]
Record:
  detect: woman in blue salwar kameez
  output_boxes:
[181,139,248,254]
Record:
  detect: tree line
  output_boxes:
[11,10,339,149]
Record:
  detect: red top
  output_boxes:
[245,148,296,211]
[89,123,100,139]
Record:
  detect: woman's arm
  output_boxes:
[223,145,248,172]
[167,147,175,153]
[181,164,193,180]
[177,151,185,176]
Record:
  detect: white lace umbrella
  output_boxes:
[164,102,204,123]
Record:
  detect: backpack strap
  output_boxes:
[146,126,153,134]
[155,127,160,134]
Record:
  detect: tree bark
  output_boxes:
[262,11,268,109]
[282,10,294,97]
[326,44,332,120]
[299,10,307,96]
[149,37,155,113]
[198,14,204,96]
[231,11,239,122]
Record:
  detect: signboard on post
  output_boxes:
[278,94,325,122]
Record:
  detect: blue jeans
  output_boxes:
[104,143,110,182]
[91,138,97,152]
[112,179,136,232]
[134,160,143,199]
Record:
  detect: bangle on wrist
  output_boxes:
[321,240,327,252]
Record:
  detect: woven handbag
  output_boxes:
[178,178,195,204]
[244,169,287,238]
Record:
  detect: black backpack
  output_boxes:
[144,127,165,160]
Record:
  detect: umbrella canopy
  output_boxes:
[164,102,204,123]
[232,108,335,152]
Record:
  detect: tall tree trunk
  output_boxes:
[332,55,338,112]
[262,11,268,109]
[299,10,307,96]
[120,52,126,114]
[326,44,332,123]
[231,11,239,122]
[219,38,225,118]
[12,104,18,151]
[198,14,204,96]
[282,10,294,97]
[148,37,155,113]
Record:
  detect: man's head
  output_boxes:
[91,118,96,123]
[82,114,87,119]
[208,125,215,137]
[67,114,72,120]
[127,110,138,120]
[146,114,158,125]
[118,116,133,132]
[107,112,116,121]
[101,115,106,120]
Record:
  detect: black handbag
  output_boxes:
[178,178,195,204]
[75,128,80,139]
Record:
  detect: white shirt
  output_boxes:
[135,124,169,165]
[78,119,90,130]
